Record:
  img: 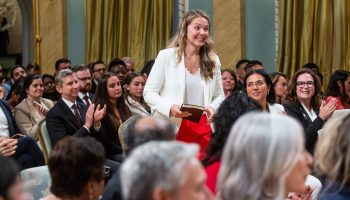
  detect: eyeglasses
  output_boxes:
[296,81,314,87]
[77,77,92,82]
[93,68,106,73]
[246,81,266,88]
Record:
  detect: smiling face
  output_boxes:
[107,76,122,101]
[285,150,313,194]
[222,71,235,94]
[56,75,80,102]
[13,67,26,81]
[246,73,269,106]
[126,75,145,100]
[186,17,209,49]
[296,73,315,104]
[27,78,44,100]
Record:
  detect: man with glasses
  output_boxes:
[89,60,106,93]
[72,65,94,106]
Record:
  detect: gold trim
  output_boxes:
[33,0,40,65]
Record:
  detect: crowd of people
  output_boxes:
[1,9,350,200]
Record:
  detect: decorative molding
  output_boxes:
[275,0,279,64]
[0,0,18,31]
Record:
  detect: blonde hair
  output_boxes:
[314,112,350,187]
[169,10,216,80]
[218,112,304,200]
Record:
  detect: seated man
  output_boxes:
[0,100,44,170]
[46,69,106,147]
[120,141,212,200]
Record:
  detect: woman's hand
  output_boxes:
[170,104,191,118]
[204,106,215,122]
[319,98,337,120]
[287,186,313,200]
[0,137,17,157]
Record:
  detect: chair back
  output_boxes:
[37,120,52,162]
[118,116,136,154]
[20,165,51,199]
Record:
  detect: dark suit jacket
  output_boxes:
[98,116,123,156]
[76,92,95,105]
[283,101,324,153]
[0,100,20,136]
[46,98,90,147]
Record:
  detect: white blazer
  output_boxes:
[143,48,224,123]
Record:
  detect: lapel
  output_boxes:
[77,102,87,124]
[89,92,95,101]
[57,98,85,128]
[178,53,186,101]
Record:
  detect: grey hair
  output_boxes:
[218,112,304,200]
[121,141,199,200]
[55,68,74,86]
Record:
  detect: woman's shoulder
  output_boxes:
[41,98,55,107]
[158,47,178,56]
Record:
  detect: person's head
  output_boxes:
[72,65,92,93]
[270,72,288,103]
[122,57,135,73]
[48,137,105,200]
[124,72,146,101]
[89,61,106,81]
[169,9,216,80]
[244,60,264,73]
[302,63,323,85]
[55,69,79,102]
[314,113,350,188]
[218,113,312,200]
[235,59,249,81]
[121,141,211,200]
[10,65,26,82]
[22,74,43,100]
[141,59,155,80]
[244,70,276,109]
[288,69,323,108]
[6,81,23,106]
[326,70,350,106]
[42,74,56,94]
[124,116,177,155]
[108,58,128,85]
[26,63,41,75]
[0,64,3,79]
[221,69,238,96]
[0,156,29,200]
[55,58,71,72]
[204,92,262,166]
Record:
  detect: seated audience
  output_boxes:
[107,58,128,86]
[0,156,31,200]
[244,60,264,73]
[203,92,262,194]
[221,69,238,97]
[141,59,155,81]
[121,141,212,200]
[0,99,45,169]
[6,80,23,111]
[89,61,106,93]
[270,71,289,104]
[26,63,41,75]
[218,113,313,200]
[124,72,152,116]
[93,73,131,161]
[315,113,350,200]
[72,65,94,106]
[54,58,71,73]
[121,57,135,73]
[283,69,336,153]
[235,59,249,90]
[101,116,177,200]
[4,65,26,98]
[244,69,285,114]
[325,70,350,109]
[43,137,105,200]
[42,74,60,101]
[14,74,54,139]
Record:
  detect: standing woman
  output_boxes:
[93,73,132,161]
[325,70,350,109]
[221,69,238,97]
[283,69,336,153]
[124,72,152,117]
[14,74,54,139]
[143,10,224,159]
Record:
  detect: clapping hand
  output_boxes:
[319,98,337,120]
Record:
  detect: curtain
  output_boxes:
[85,0,173,71]
[276,0,350,85]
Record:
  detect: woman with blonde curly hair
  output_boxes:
[315,112,350,200]
[144,10,224,159]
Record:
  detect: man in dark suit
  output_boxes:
[46,69,106,147]
[89,61,106,94]
[72,65,94,106]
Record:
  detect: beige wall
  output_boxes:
[213,0,244,69]
[37,0,67,74]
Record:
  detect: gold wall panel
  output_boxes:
[214,0,244,69]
